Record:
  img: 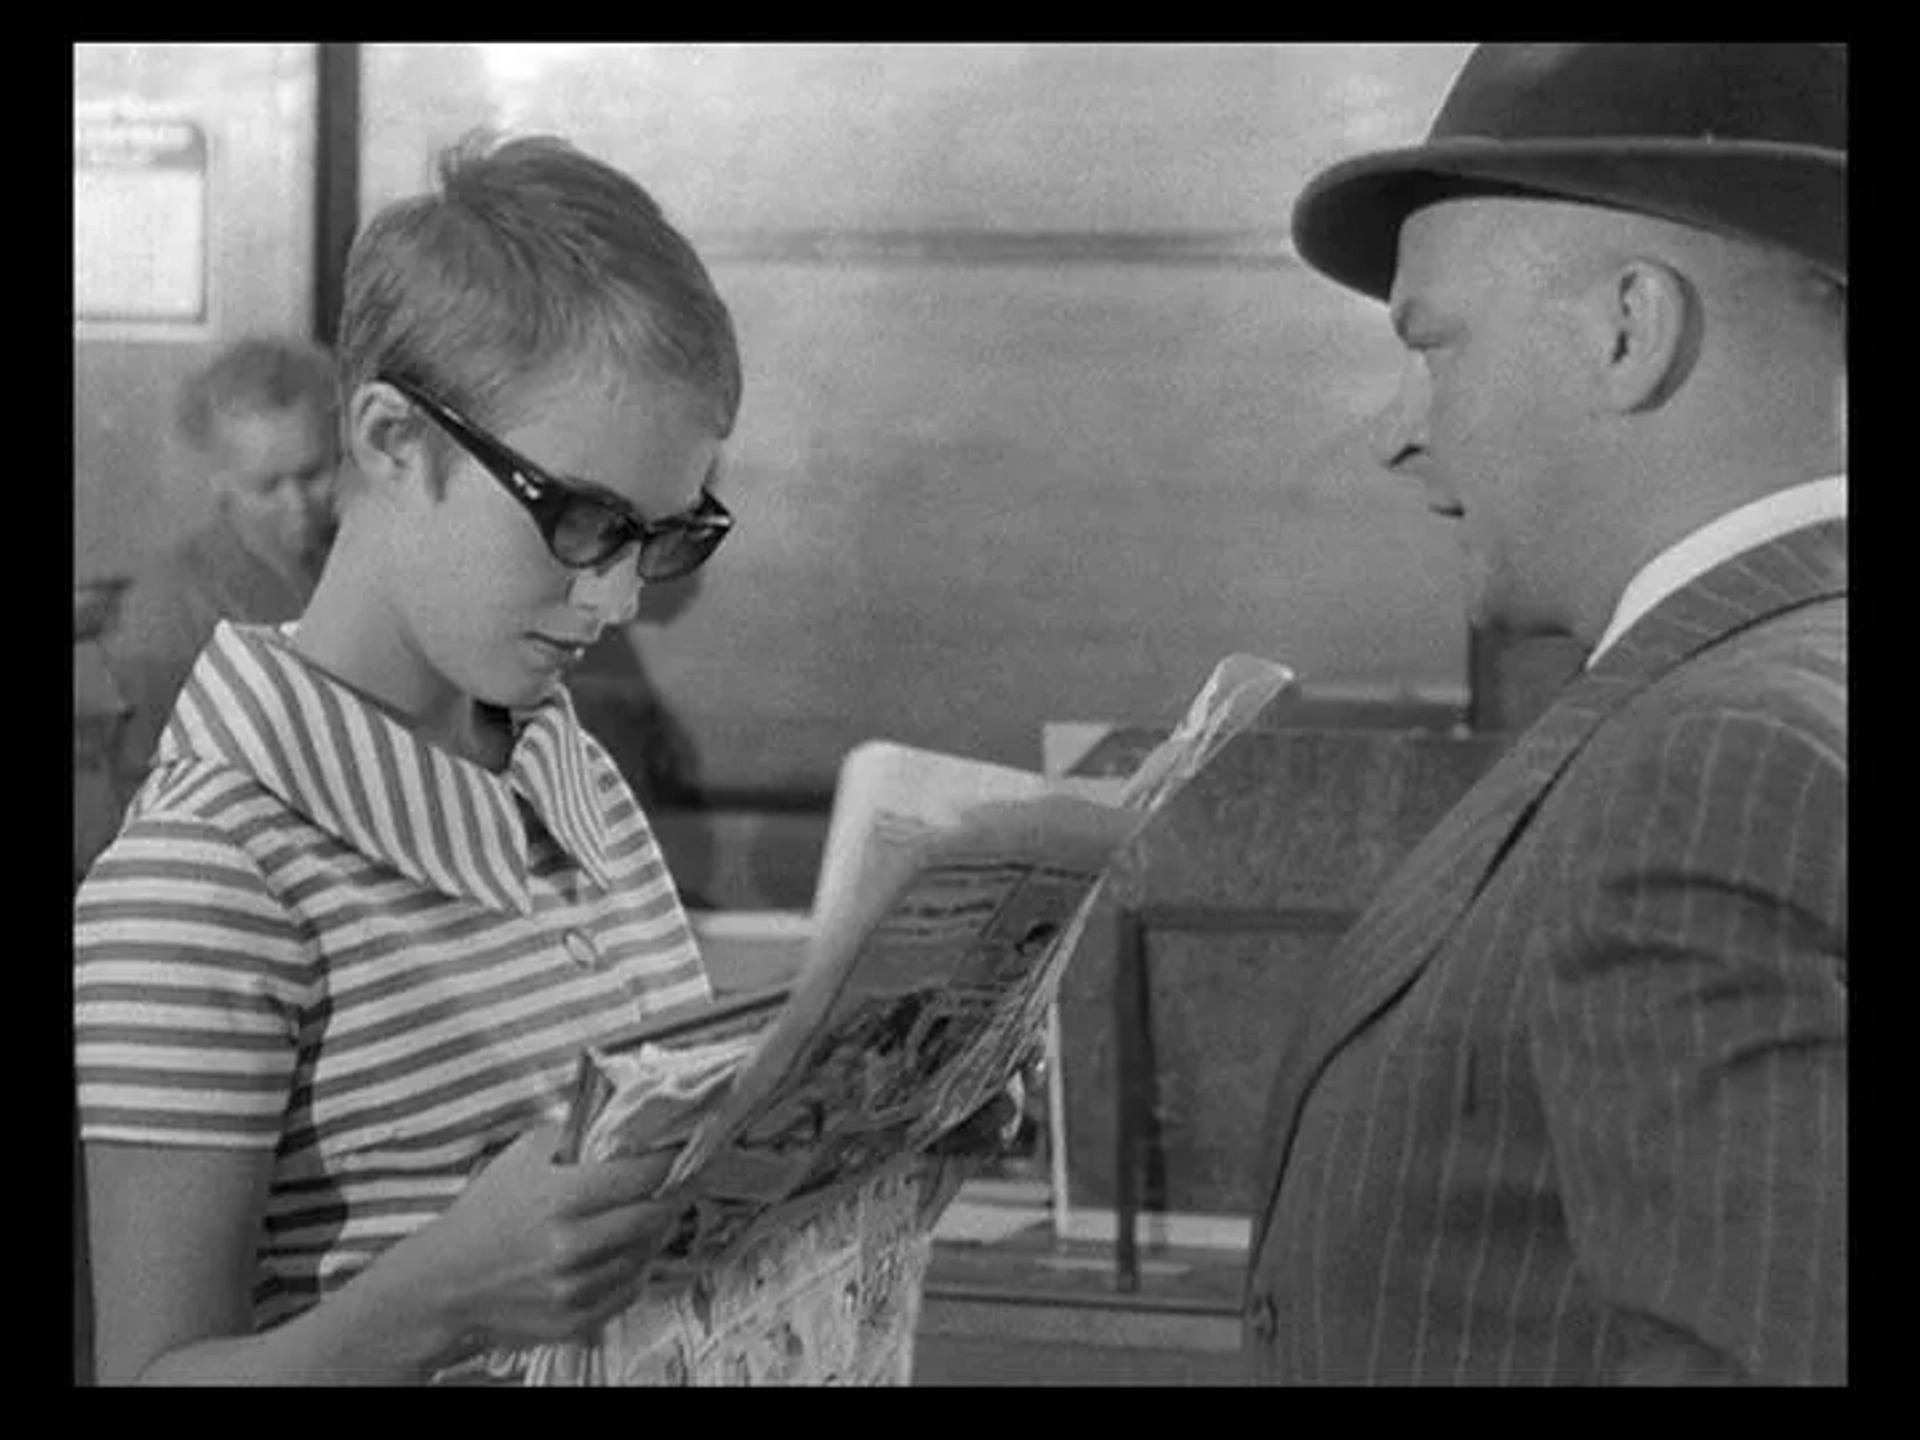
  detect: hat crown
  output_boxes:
[1433,43,1847,156]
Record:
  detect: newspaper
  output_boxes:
[522,653,1293,1385]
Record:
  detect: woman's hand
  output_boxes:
[918,1054,1047,1223]
[929,1046,1046,1162]
[87,1123,692,1385]
[928,1079,1024,1160]
[392,1122,689,1359]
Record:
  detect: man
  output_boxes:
[1242,44,1845,1385]
[98,336,340,818]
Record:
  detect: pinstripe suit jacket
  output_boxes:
[1242,520,1847,1385]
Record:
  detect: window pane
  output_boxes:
[75,42,317,583]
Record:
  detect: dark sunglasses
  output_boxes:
[378,371,733,581]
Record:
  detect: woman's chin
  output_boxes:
[472,667,561,714]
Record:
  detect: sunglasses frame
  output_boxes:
[377,370,732,580]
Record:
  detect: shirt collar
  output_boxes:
[155,622,626,914]
[1587,474,1849,668]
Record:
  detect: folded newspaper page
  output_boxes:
[521,653,1293,1385]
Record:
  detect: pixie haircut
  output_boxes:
[176,335,339,455]
[336,131,742,448]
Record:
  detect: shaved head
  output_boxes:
[1478,198,1844,350]
[1374,193,1845,643]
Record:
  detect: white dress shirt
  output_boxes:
[1586,474,1848,667]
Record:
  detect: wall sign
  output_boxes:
[74,107,211,335]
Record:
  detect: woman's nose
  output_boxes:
[568,556,642,625]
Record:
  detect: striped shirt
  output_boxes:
[74,620,711,1332]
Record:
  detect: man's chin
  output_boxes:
[1459,560,1536,636]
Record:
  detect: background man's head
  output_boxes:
[1290,43,1846,643]
[176,335,340,577]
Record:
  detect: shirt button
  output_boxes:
[563,930,601,970]
[1247,1291,1279,1344]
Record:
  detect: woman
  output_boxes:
[75,132,746,1385]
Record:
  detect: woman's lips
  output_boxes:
[526,634,590,665]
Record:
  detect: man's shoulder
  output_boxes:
[1573,601,1846,800]
[128,511,227,583]
[1646,595,1844,744]
[108,521,226,648]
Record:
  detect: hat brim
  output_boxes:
[1291,137,1847,301]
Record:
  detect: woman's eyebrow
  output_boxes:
[555,455,722,519]
[546,468,634,508]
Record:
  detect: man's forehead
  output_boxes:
[1390,195,1598,311]
[216,404,334,471]
[217,400,332,442]
[1405,192,1662,271]
[1386,221,1458,323]
[1395,199,1514,280]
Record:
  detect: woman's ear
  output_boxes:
[345,380,431,493]
[1590,258,1703,415]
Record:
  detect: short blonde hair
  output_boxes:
[336,131,742,444]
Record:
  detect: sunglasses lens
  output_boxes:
[634,522,728,582]
[552,499,631,567]
[550,491,731,579]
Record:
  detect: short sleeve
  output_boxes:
[74,788,312,1151]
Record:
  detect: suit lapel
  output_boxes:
[1247,519,1847,1256]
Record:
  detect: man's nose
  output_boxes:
[1370,359,1430,475]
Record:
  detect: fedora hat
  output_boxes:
[1291,43,1847,300]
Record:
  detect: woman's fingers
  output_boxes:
[557,1146,684,1216]
[558,1194,688,1276]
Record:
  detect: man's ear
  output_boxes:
[345,380,433,494]
[1591,258,1703,414]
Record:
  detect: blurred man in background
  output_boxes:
[97,335,340,819]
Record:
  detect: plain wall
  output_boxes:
[361,43,1480,793]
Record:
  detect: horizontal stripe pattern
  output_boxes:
[76,621,709,1332]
